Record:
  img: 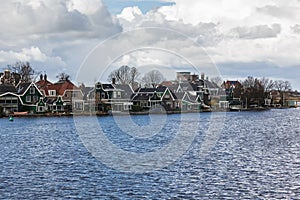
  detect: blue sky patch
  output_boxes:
[103,0,175,14]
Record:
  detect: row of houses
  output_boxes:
[0,71,220,115]
[220,80,299,109]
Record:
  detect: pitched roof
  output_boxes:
[0,84,17,94]
[114,84,134,99]
[16,82,31,94]
[132,94,150,101]
[174,92,185,100]
[81,86,94,100]
[36,79,53,89]
[47,80,79,96]
[102,84,115,90]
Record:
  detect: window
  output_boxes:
[72,92,77,98]
[49,90,56,96]
[56,105,63,111]
[113,92,117,99]
[26,96,31,102]
[101,93,106,99]
[33,96,38,102]
[117,92,121,98]
[38,106,45,112]
[30,87,35,94]
[75,102,83,110]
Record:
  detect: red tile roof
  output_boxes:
[46,80,79,96]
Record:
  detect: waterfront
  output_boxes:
[0,109,299,199]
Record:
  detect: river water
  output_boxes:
[0,109,299,199]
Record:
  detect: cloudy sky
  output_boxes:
[1,0,300,89]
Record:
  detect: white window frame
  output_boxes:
[26,96,31,102]
[49,90,56,97]
[30,87,35,94]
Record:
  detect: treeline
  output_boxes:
[108,65,166,88]
[228,76,292,107]
[5,62,71,84]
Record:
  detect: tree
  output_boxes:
[260,78,274,95]
[242,76,264,107]
[56,72,71,81]
[274,80,291,105]
[7,61,36,83]
[142,70,165,88]
[108,65,140,87]
[130,67,140,88]
[210,76,223,87]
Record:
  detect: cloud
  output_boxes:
[66,0,102,15]
[109,0,300,89]
[0,46,65,66]
[117,6,143,22]
[231,24,281,39]
[0,0,122,80]
[256,5,299,20]
[1,0,300,89]
[117,6,221,47]
[291,24,300,34]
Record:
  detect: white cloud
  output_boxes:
[0,46,65,65]
[117,6,143,22]
[0,0,122,80]
[110,0,300,89]
[1,0,300,88]
[66,0,102,15]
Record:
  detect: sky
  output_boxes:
[0,0,300,90]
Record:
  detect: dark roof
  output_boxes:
[17,82,31,94]
[0,84,17,94]
[114,84,134,99]
[179,82,197,91]
[81,87,94,100]
[174,92,185,100]
[166,84,179,93]
[132,94,149,101]
[137,86,168,93]
[102,84,115,90]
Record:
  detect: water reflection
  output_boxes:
[0,109,299,199]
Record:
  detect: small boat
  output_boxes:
[13,111,28,116]
[229,106,241,112]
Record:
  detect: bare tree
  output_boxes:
[274,80,292,105]
[260,78,274,92]
[7,61,36,83]
[242,76,255,88]
[108,65,140,86]
[130,67,140,88]
[259,77,274,98]
[142,70,165,88]
[210,76,223,87]
[56,72,71,81]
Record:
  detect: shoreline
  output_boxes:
[2,106,298,118]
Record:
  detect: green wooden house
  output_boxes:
[17,82,43,113]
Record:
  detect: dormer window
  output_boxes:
[49,90,56,96]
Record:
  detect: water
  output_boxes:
[0,109,299,199]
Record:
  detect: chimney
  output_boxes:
[44,74,47,81]
[112,78,116,85]
[40,74,43,81]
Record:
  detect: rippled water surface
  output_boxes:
[0,109,299,199]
